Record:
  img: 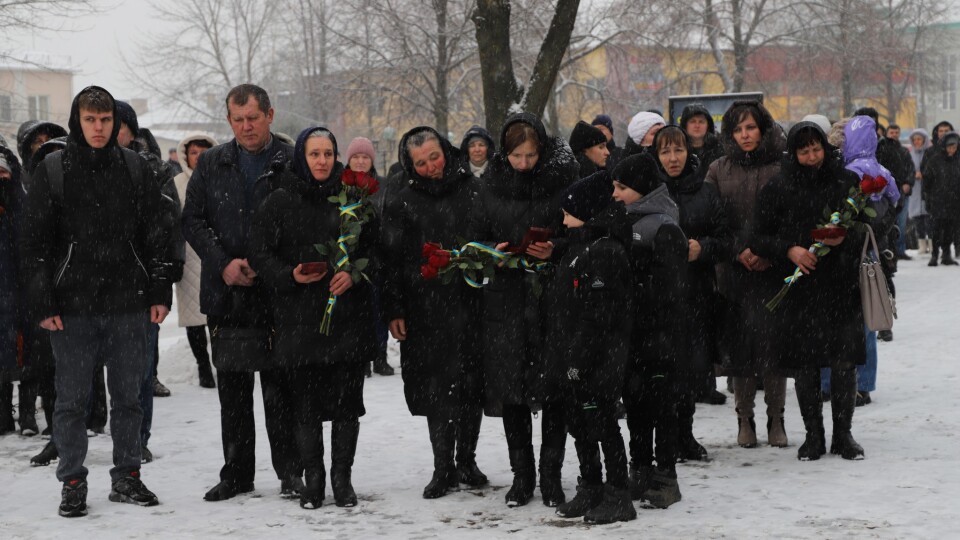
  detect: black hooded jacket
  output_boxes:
[471,112,579,414]
[16,121,68,183]
[680,104,724,175]
[749,121,866,370]
[249,128,379,369]
[921,132,960,219]
[380,126,483,418]
[19,86,170,322]
[1,145,23,304]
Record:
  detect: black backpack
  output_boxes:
[42,146,143,205]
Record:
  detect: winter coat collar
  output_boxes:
[217,134,287,166]
[624,183,680,223]
[176,132,219,177]
[486,135,577,200]
[398,126,471,197]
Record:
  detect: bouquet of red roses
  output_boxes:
[313,169,380,334]
[420,241,550,288]
[765,174,886,312]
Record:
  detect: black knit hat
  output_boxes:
[569,120,607,154]
[115,100,140,137]
[561,175,611,222]
[611,153,661,196]
[591,114,614,135]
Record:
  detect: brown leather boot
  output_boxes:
[763,373,788,448]
[733,377,757,448]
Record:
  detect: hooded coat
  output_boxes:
[908,129,930,219]
[173,132,219,327]
[542,203,633,402]
[921,132,960,219]
[0,145,24,373]
[654,132,732,374]
[19,86,170,324]
[471,112,579,414]
[16,121,68,184]
[680,105,725,176]
[704,102,784,375]
[749,122,866,371]
[459,125,495,179]
[381,127,483,419]
[248,128,378,370]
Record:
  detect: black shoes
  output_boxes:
[280,476,304,499]
[331,467,357,507]
[456,459,489,488]
[797,428,827,461]
[422,467,458,499]
[831,431,865,460]
[696,389,728,405]
[677,433,709,462]
[628,463,653,501]
[584,484,637,524]
[141,446,153,464]
[556,479,603,518]
[856,392,872,407]
[300,469,325,509]
[942,256,959,266]
[59,479,88,518]
[31,440,59,466]
[153,377,171,397]
[203,479,255,501]
[372,349,395,376]
[109,471,159,506]
[877,330,893,342]
[198,361,216,388]
[641,467,682,509]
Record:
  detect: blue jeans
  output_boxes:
[140,322,160,447]
[50,312,151,482]
[896,200,909,255]
[822,326,877,393]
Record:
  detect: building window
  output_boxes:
[0,95,11,122]
[28,95,50,120]
[943,55,957,111]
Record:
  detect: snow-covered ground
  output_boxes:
[2,254,958,539]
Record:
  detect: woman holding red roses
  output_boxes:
[471,112,578,508]
[249,127,380,508]
[749,122,866,461]
[380,127,487,499]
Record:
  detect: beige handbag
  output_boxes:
[859,225,896,331]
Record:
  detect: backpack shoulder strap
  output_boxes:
[119,147,144,187]
[43,150,65,206]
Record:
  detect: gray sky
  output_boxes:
[6,0,168,101]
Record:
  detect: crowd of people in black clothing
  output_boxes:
[0,80,950,524]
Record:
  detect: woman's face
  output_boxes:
[584,142,610,168]
[796,142,825,168]
[685,116,709,141]
[733,113,761,153]
[658,142,688,178]
[410,139,446,180]
[508,140,540,172]
[305,136,335,182]
[186,143,208,170]
[348,153,373,174]
[911,134,925,149]
[612,180,641,205]
[468,139,489,167]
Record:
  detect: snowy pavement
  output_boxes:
[2,254,958,539]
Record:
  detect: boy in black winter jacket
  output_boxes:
[547,178,636,524]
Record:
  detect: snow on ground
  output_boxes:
[2,254,959,539]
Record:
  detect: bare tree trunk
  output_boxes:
[473,0,523,137]
[521,0,580,117]
[434,0,450,136]
[705,0,732,92]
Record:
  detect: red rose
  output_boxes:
[429,251,451,269]
[422,242,442,258]
[859,174,888,195]
[355,173,380,195]
[341,169,357,187]
[420,264,439,280]
[810,227,847,241]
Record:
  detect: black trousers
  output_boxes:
[566,398,628,488]
[216,368,302,484]
[624,374,677,470]
[932,217,957,259]
[502,401,566,451]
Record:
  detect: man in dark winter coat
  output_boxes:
[679,104,725,177]
[20,86,172,517]
[921,132,960,265]
[381,126,486,499]
[0,144,26,435]
[459,125,495,179]
[181,84,302,502]
[16,120,68,184]
[592,114,623,169]
[569,120,610,179]
[611,153,687,509]
[166,147,183,175]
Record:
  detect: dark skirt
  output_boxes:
[293,362,366,422]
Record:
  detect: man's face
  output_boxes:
[948,143,958,157]
[685,115,709,140]
[30,133,51,155]
[887,127,900,140]
[78,108,113,149]
[169,149,178,161]
[117,123,135,148]
[938,125,951,139]
[227,98,274,152]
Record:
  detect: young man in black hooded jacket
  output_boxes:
[20,86,172,517]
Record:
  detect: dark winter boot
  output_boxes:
[456,408,488,487]
[642,466,682,509]
[856,391,872,407]
[18,382,40,436]
[331,420,359,507]
[296,424,325,508]
[628,463,653,501]
[31,440,59,466]
[109,470,159,506]
[372,347,394,376]
[152,376,171,397]
[423,416,458,499]
[0,381,14,435]
[197,359,216,389]
[504,446,536,507]
[942,254,959,265]
[538,446,566,507]
[676,397,708,462]
[929,246,940,267]
[556,478,603,518]
[584,484,637,524]
[59,479,88,517]
[796,371,826,461]
[830,372,864,460]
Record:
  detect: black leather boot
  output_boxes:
[331,419,359,507]
[830,370,864,460]
[456,407,488,487]
[538,446,566,507]
[423,416,457,499]
[505,447,536,507]
[795,371,826,461]
[296,424,325,509]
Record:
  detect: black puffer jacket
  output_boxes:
[181,134,293,318]
[16,121,68,184]
[1,145,23,373]
[921,132,960,219]
[749,122,866,370]
[542,203,633,402]
[19,86,169,323]
[472,112,578,415]
[249,158,378,369]
[381,127,483,418]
